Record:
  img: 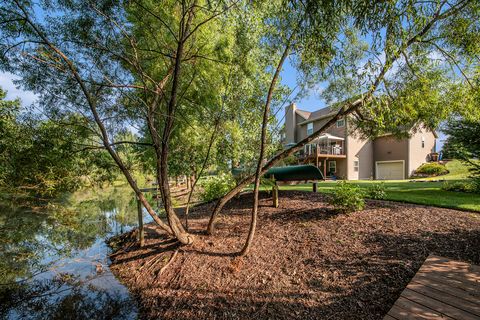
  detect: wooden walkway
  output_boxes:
[384,255,480,320]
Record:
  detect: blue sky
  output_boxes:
[1,65,446,150]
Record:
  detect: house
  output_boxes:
[282,103,437,180]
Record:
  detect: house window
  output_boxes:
[336,118,345,128]
[304,144,312,155]
[421,136,425,148]
[307,122,313,136]
[328,161,337,173]
[354,160,359,172]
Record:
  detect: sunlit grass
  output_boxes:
[275,180,480,212]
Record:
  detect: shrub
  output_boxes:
[328,181,365,213]
[415,163,448,176]
[441,180,479,193]
[199,173,236,202]
[366,183,387,200]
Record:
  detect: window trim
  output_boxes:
[353,160,359,172]
[307,122,313,136]
[336,118,345,128]
[328,160,337,173]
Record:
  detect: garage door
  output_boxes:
[376,161,404,180]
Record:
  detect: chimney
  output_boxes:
[284,103,297,144]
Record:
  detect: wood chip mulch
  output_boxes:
[109,191,480,320]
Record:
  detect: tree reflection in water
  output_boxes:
[0,186,147,319]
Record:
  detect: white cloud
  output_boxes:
[0,71,38,106]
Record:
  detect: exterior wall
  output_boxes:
[284,104,297,144]
[373,136,409,179]
[283,104,437,180]
[297,116,347,142]
[335,158,347,179]
[408,128,436,176]
[295,114,309,141]
[319,158,347,179]
[346,133,374,180]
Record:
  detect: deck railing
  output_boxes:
[298,143,345,157]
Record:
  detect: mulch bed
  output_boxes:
[109,190,480,319]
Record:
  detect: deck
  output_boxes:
[384,255,480,320]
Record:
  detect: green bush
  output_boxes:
[199,173,236,202]
[366,183,387,199]
[415,163,448,176]
[328,181,365,213]
[441,180,479,193]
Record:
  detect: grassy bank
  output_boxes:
[253,160,479,212]
[277,180,479,212]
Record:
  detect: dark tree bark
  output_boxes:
[239,34,294,256]
[156,1,197,245]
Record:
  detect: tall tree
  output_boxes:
[0,0,287,245]
[207,0,480,234]
[442,117,480,179]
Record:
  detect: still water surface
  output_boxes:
[0,186,153,319]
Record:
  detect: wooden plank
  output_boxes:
[412,273,480,296]
[420,257,480,280]
[390,296,452,319]
[411,278,480,305]
[418,264,480,283]
[384,314,398,320]
[402,288,480,320]
[387,304,430,320]
[385,256,480,319]
[424,256,480,274]
[407,282,480,317]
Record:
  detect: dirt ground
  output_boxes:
[109,191,480,319]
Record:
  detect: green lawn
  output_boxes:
[254,160,479,212]
[277,180,479,212]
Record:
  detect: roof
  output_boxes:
[295,105,341,125]
[314,133,345,141]
[293,95,363,125]
[295,109,311,120]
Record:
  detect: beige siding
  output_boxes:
[346,133,373,180]
[297,116,347,141]
[373,136,409,179]
[284,104,296,144]
[335,159,347,179]
[319,158,347,179]
[408,128,436,176]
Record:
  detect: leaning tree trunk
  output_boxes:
[205,101,358,235]
[185,118,220,230]
[14,6,175,236]
[206,19,433,235]
[239,34,293,256]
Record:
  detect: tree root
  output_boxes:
[155,250,179,280]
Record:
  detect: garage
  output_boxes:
[376,161,405,180]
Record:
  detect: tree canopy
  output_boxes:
[1,0,479,247]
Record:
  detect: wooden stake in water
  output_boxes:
[136,196,144,247]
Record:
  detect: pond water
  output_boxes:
[0,186,153,319]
